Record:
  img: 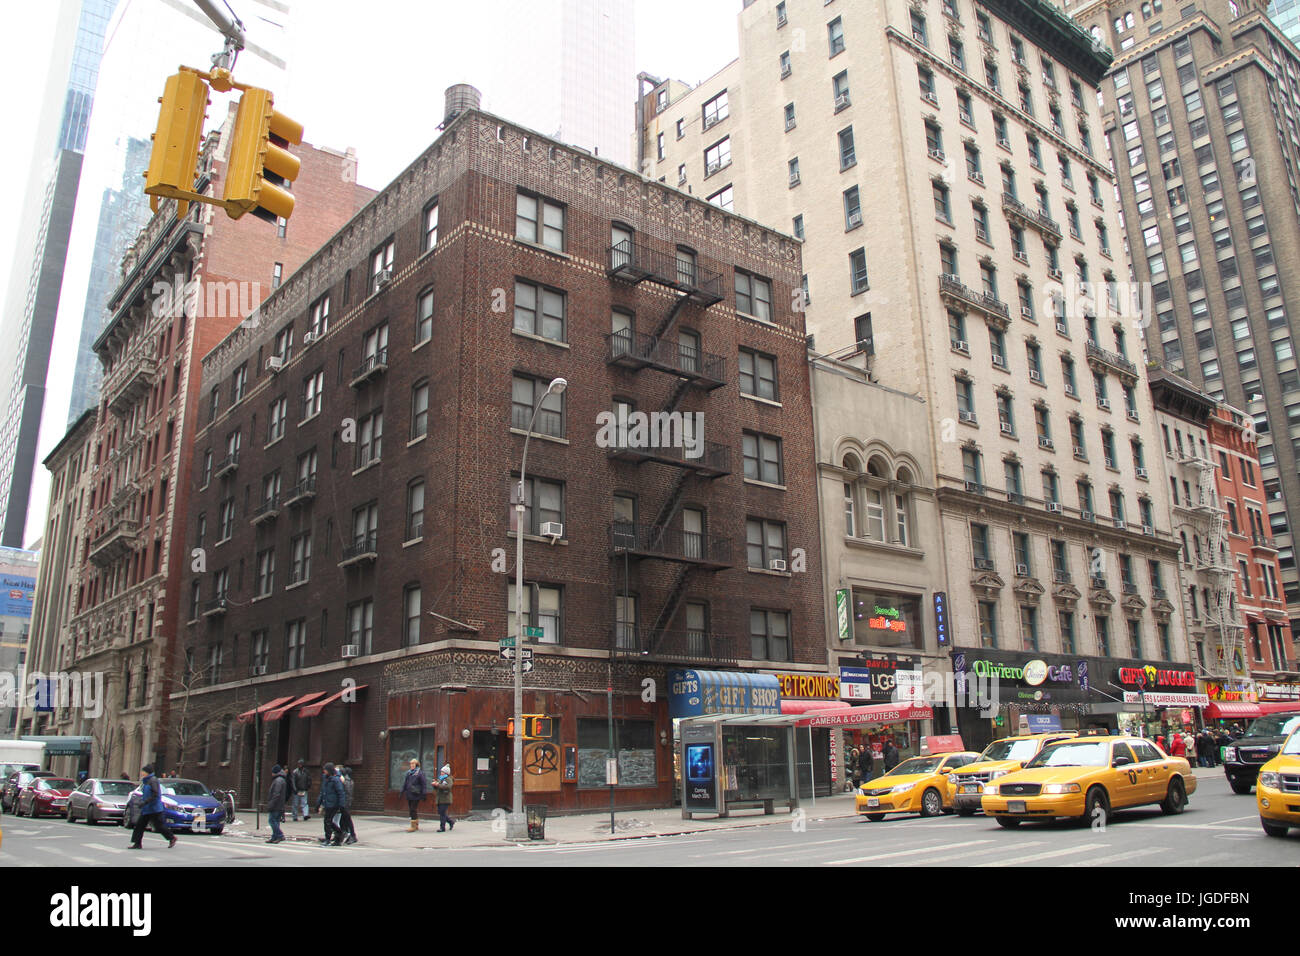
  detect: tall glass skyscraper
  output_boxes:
[1271,0,1300,47]
[0,0,117,548]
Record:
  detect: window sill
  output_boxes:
[513,237,571,260]
[285,580,308,592]
[743,478,787,491]
[353,459,382,477]
[742,393,783,409]
[403,537,424,548]
[252,593,272,603]
[511,328,570,349]
[264,436,284,451]
[748,567,792,578]
[299,410,322,427]
[736,310,777,328]
[844,536,924,559]
[412,338,431,354]
[845,220,863,233]
[215,537,232,548]
[507,531,569,546]
[408,434,427,448]
[509,427,569,445]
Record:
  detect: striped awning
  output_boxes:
[298,685,368,719]
[264,692,328,721]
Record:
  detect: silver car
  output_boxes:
[66,777,135,825]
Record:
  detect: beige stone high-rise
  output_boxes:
[642,0,1192,742]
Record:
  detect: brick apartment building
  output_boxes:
[178,105,825,816]
[21,113,372,778]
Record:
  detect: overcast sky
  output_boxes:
[0,0,741,546]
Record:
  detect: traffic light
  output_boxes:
[526,717,553,739]
[223,87,303,223]
[143,70,210,217]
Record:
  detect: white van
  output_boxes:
[0,739,46,781]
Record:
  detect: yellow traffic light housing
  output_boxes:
[143,70,210,217]
[223,87,303,223]
[526,717,554,739]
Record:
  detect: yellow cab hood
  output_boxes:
[955,759,1021,776]
[1261,752,1300,774]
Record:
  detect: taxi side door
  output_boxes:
[1129,739,1171,804]
[1107,741,1146,809]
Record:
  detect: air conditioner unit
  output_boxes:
[1000,421,1015,435]
[769,558,788,571]
[785,117,796,131]
[991,354,1006,367]
[540,521,564,538]
[1015,563,1030,576]
[1015,253,1030,265]
[1073,445,1086,457]
[959,409,977,423]
[376,268,393,289]
[303,331,320,346]
[1029,368,1042,382]
[1064,383,1076,396]
[265,355,284,373]
[1098,398,1111,410]
[1046,502,1063,513]
[1039,436,1055,449]
[706,160,722,175]
[924,92,939,106]
[1136,467,1149,479]
[1056,322,1070,335]
[1142,524,1155,535]
[1104,457,1115,469]
[848,211,863,227]
[788,172,801,186]
[971,172,985,186]
[703,114,718,131]
[252,665,268,676]
[928,148,946,162]
[678,172,687,185]
[1081,510,1094,522]
[952,339,969,352]
[835,93,851,110]
[975,227,989,242]
[341,645,361,659]
[997,137,1011,149]
[1112,517,1126,529]
[1048,269,1064,281]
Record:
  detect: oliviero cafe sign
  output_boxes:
[971,658,1074,686]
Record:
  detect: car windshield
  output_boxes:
[97,781,134,796]
[42,779,76,789]
[890,756,944,775]
[978,739,1040,762]
[1024,741,1109,768]
[1283,733,1300,756]
[1242,714,1300,738]
[163,781,211,797]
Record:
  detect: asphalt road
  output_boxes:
[2,774,1295,866]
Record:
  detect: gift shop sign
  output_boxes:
[1114,665,1197,691]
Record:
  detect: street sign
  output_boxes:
[499,637,516,648]
[500,647,534,661]
[512,660,534,675]
[523,626,544,639]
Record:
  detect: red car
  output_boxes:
[15,777,77,817]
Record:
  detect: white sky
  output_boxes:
[0,0,740,546]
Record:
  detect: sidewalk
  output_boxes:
[225,791,862,849]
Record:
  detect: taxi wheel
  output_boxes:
[1260,818,1289,838]
[1084,786,1110,827]
[920,788,943,818]
[1159,778,1186,815]
[955,808,977,817]
[865,813,885,822]
[995,816,1021,829]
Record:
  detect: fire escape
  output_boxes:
[1185,455,1243,680]
[605,237,733,662]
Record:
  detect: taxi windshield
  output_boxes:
[978,739,1040,762]
[1283,732,1300,756]
[890,756,944,775]
[1024,741,1109,768]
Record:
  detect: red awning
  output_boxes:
[264,692,328,722]
[298,685,368,719]
[1204,701,1262,721]
[799,702,934,727]
[236,696,296,724]
[779,699,846,714]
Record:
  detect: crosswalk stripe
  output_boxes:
[825,838,994,865]
[898,841,1046,866]
[715,838,855,856]
[1065,846,1168,867]
[974,843,1104,866]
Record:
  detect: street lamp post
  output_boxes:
[507,376,566,841]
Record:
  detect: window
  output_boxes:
[779,50,792,76]
[309,294,330,336]
[739,348,778,401]
[750,609,791,661]
[511,476,562,536]
[956,375,975,414]
[747,518,787,570]
[784,102,796,131]
[403,585,422,646]
[512,374,565,438]
[702,90,729,128]
[410,380,429,440]
[950,36,965,71]
[963,448,983,489]
[513,280,566,342]
[1013,531,1032,576]
[934,182,952,222]
[218,498,235,542]
[406,480,425,540]
[515,191,565,250]
[735,270,773,320]
[925,120,943,156]
[978,601,998,648]
[422,201,439,251]
[356,410,383,468]
[828,16,845,56]
[508,582,562,643]
[1127,618,1143,658]
[369,240,395,294]
[302,370,324,419]
[1021,606,1040,651]
[707,185,734,211]
[705,137,732,174]
[267,396,286,444]
[844,186,862,230]
[743,431,783,485]
[256,548,275,597]
[416,288,434,344]
[289,532,311,585]
[833,70,851,108]
[911,10,928,45]
[839,126,856,170]
[231,364,247,404]
[849,248,869,294]
[347,599,375,655]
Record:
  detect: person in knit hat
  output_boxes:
[434,763,455,832]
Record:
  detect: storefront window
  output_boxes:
[577,718,656,788]
[851,588,923,649]
[388,728,438,791]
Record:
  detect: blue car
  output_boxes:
[121,779,227,834]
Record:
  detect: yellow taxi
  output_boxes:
[980,735,1197,829]
[856,751,982,821]
[1256,728,1300,838]
[949,732,1077,816]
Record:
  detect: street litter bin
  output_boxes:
[526,804,547,840]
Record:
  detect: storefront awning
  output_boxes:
[298,685,368,718]
[264,692,328,722]
[236,697,297,724]
[779,699,845,714]
[20,735,93,756]
[799,702,934,728]
[1204,701,1262,721]
[669,670,781,718]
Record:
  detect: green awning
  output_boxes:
[21,735,93,756]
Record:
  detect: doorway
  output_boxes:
[472,731,504,809]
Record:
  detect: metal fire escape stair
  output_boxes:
[647,565,697,653]
[1185,455,1244,681]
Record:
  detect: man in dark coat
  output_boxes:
[266,764,288,843]
[316,763,345,846]
[338,766,357,845]
[882,739,900,773]
[290,760,311,821]
[857,745,875,784]
[401,758,428,832]
[129,764,176,850]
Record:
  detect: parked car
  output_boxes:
[980,736,1197,828]
[856,751,983,820]
[1256,728,1300,838]
[0,762,41,785]
[15,777,77,817]
[1,770,54,813]
[121,778,226,834]
[66,778,136,825]
[1223,711,1300,794]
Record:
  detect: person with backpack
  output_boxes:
[129,764,176,850]
[291,760,311,821]
[401,758,428,831]
[266,764,288,844]
[337,766,357,845]
[316,763,345,846]
[434,763,455,832]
